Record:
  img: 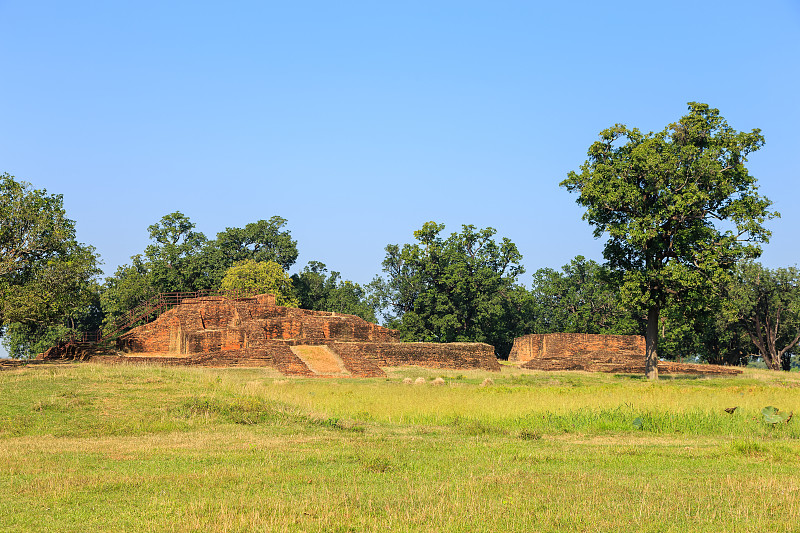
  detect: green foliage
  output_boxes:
[2,291,104,359]
[101,213,299,323]
[761,406,792,425]
[144,211,209,293]
[220,259,299,307]
[731,262,800,370]
[0,173,74,281]
[173,396,285,425]
[562,103,777,378]
[376,222,525,356]
[696,311,752,366]
[100,212,205,327]
[656,296,752,366]
[291,261,378,322]
[2,323,72,359]
[203,216,298,286]
[0,173,101,357]
[99,255,157,328]
[527,256,639,335]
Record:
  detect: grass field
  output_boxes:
[1,362,799,532]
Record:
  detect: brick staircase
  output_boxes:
[328,343,386,377]
[290,345,350,376]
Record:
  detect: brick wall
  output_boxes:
[508,332,740,375]
[509,333,644,363]
[328,341,500,372]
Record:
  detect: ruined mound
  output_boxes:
[102,293,500,376]
[509,333,741,375]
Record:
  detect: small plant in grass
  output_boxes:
[510,374,537,386]
[174,397,283,425]
[732,440,769,457]
[761,406,793,425]
[450,415,497,436]
[361,456,393,473]
[308,414,365,432]
[518,428,542,440]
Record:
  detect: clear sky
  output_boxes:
[2,2,798,303]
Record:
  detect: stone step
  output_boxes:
[290,345,350,376]
[327,343,386,377]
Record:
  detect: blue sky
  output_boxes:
[2,1,798,292]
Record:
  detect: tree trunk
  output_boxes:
[764,346,781,371]
[746,310,800,371]
[645,305,659,380]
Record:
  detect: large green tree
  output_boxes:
[100,212,207,328]
[376,222,525,356]
[0,173,101,357]
[562,103,776,379]
[145,212,209,293]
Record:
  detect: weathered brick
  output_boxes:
[509,333,741,375]
[109,294,500,376]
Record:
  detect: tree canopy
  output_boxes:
[562,103,777,378]
[528,256,638,336]
[145,212,209,293]
[0,173,101,357]
[203,217,298,286]
[219,259,299,307]
[5,105,796,370]
[101,213,299,325]
[732,262,800,371]
[376,222,525,356]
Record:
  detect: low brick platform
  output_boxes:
[509,333,741,375]
[329,341,500,373]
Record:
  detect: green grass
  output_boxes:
[1,363,799,532]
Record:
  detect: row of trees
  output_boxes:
[370,224,799,370]
[2,104,798,375]
[528,256,800,371]
[3,187,795,371]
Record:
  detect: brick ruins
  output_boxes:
[508,333,742,375]
[90,294,500,377]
